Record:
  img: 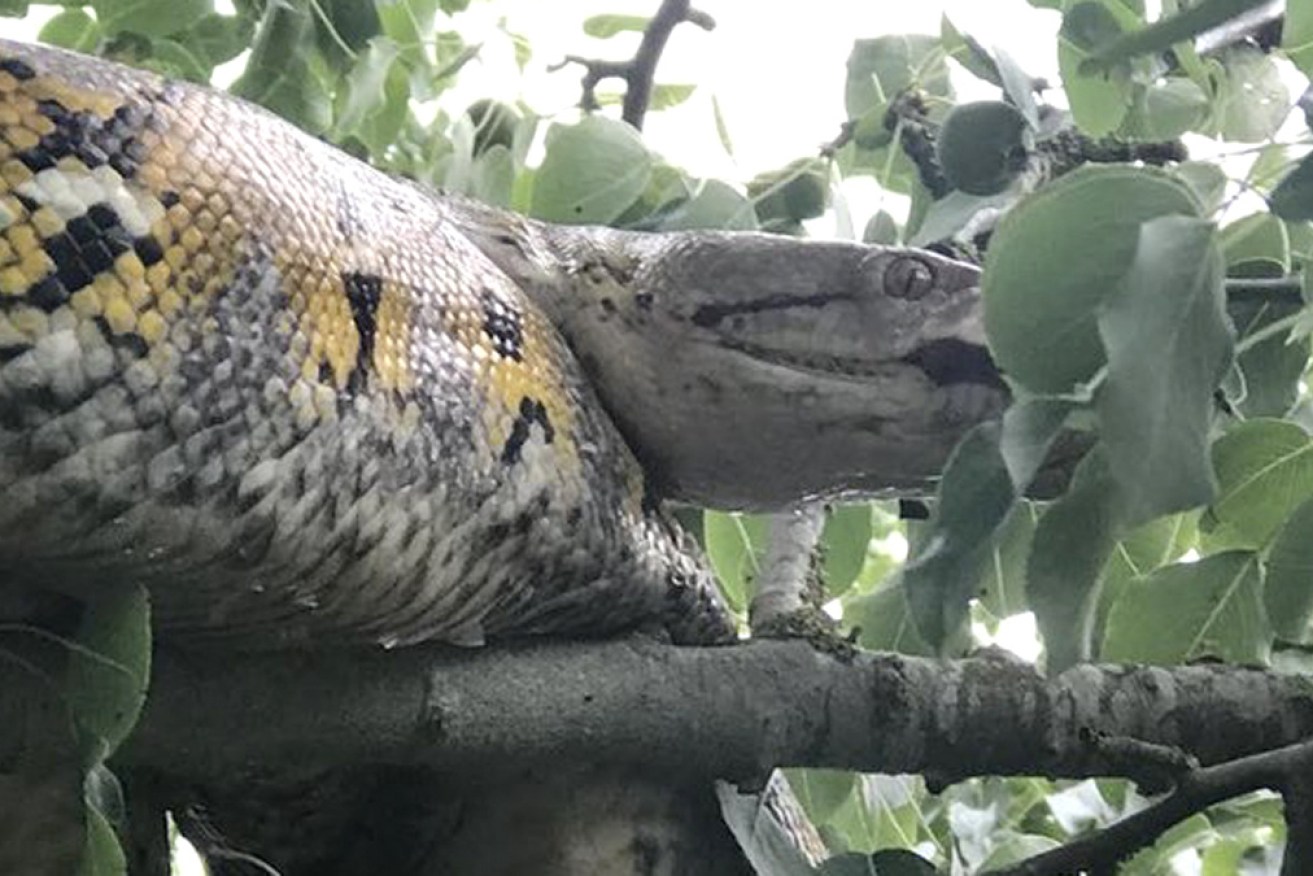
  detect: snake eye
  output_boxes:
[886,256,936,300]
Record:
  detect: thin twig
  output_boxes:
[987,737,1313,876]
[557,0,715,129]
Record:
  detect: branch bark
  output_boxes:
[117,637,1313,786]
[557,0,715,129]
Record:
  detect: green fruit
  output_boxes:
[936,101,1033,196]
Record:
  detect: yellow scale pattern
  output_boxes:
[0,39,725,656]
[0,56,584,478]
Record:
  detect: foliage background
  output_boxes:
[3,0,1313,873]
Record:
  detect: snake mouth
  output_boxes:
[716,335,1004,388]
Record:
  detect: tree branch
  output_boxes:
[116,638,1313,787]
[1225,276,1305,305]
[556,0,715,129]
[987,737,1313,875]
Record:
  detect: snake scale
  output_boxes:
[0,39,1007,650]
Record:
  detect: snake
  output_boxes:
[0,39,1007,650]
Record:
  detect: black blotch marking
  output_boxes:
[159,190,180,208]
[690,292,844,329]
[0,343,30,363]
[566,507,583,526]
[28,276,68,312]
[12,192,37,213]
[0,57,35,80]
[342,271,383,392]
[133,234,164,267]
[35,201,135,305]
[634,291,653,311]
[317,361,334,384]
[19,97,152,178]
[501,396,554,465]
[90,316,148,357]
[480,288,523,362]
[900,338,1004,388]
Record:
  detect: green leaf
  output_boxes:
[1081,0,1272,72]
[656,179,758,231]
[333,37,409,156]
[582,14,649,38]
[1270,154,1313,223]
[983,165,1201,393]
[143,39,209,82]
[783,769,857,826]
[863,210,899,245]
[937,101,1032,196]
[0,0,30,18]
[1209,46,1291,143]
[908,189,1016,247]
[317,0,382,57]
[1028,447,1125,671]
[844,34,951,120]
[1102,551,1270,665]
[1058,2,1134,136]
[995,49,1041,130]
[93,0,211,38]
[650,83,696,111]
[1121,77,1209,140]
[1221,214,1290,270]
[40,9,102,52]
[180,13,254,68]
[979,834,1064,869]
[1266,495,1313,642]
[1203,419,1313,550]
[1173,161,1227,213]
[530,116,652,225]
[820,504,872,599]
[904,422,1017,650]
[1285,0,1313,76]
[748,158,830,228]
[704,511,769,615]
[980,502,1039,620]
[1000,396,1074,489]
[1097,511,1199,642]
[63,583,151,761]
[231,1,333,134]
[1230,294,1308,419]
[77,803,126,876]
[469,145,515,208]
[1096,216,1230,526]
[941,15,1002,86]
[846,583,935,656]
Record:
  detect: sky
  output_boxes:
[441,0,1063,178]
[6,0,1063,180]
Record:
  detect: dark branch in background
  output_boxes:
[1194,1,1284,55]
[988,737,1313,876]
[1225,276,1306,305]
[554,0,714,129]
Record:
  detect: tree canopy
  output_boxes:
[3,0,1313,874]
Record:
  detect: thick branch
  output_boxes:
[558,0,714,129]
[117,638,1313,786]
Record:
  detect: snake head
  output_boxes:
[455,202,1008,510]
